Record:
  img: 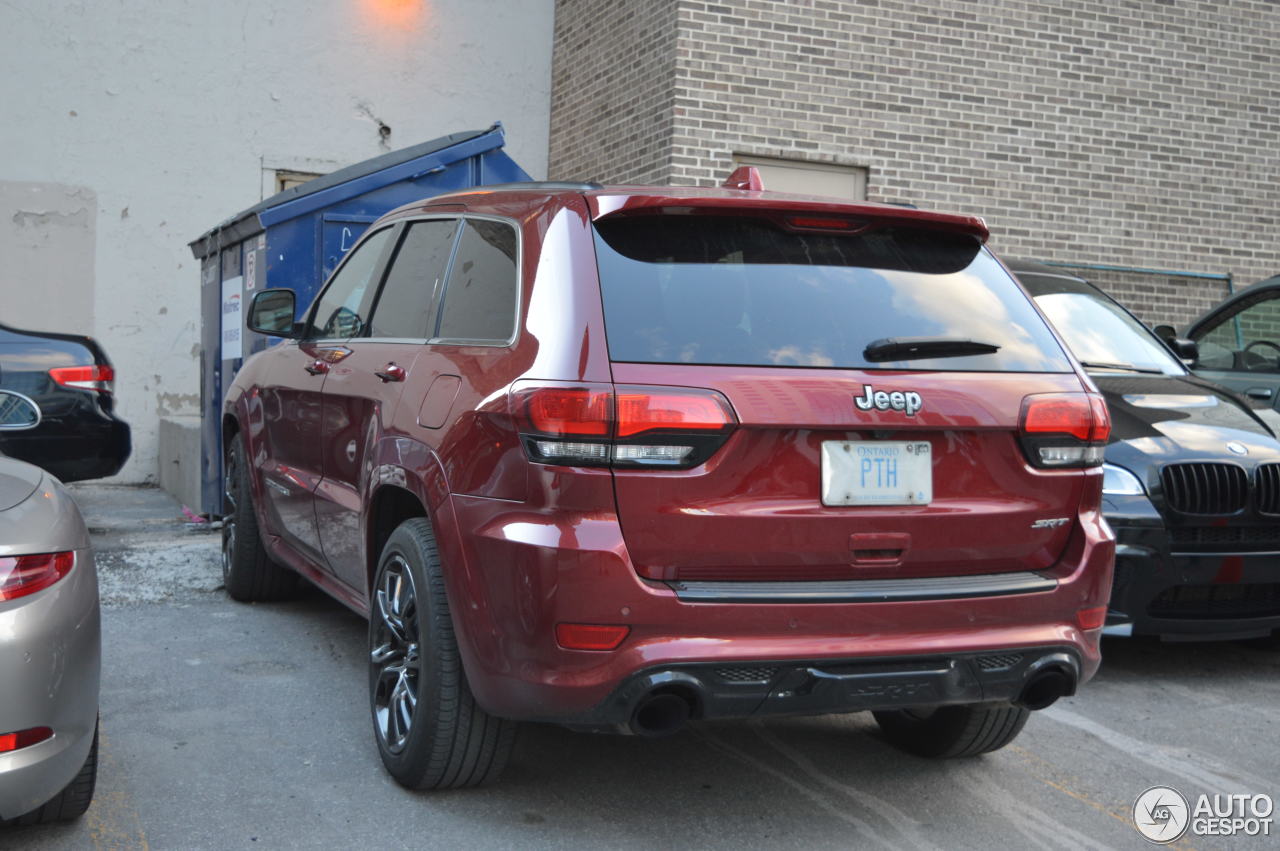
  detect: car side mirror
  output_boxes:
[248,289,301,338]
[1152,324,1178,343]
[1168,337,1199,363]
[0,389,41,431]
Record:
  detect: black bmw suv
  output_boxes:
[0,323,131,482]
[1011,259,1280,642]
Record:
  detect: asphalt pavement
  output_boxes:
[8,485,1279,850]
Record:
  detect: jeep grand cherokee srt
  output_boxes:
[220,175,1114,789]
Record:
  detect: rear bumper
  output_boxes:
[0,416,131,482]
[438,490,1113,723]
[0,547,100,820]
[557,645,1082,730]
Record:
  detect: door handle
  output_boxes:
[1246,388,1274,400]
[305,360,330,376]
[374,363,407,383]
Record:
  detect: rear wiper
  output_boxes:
[863,337,1001,362]
[1078,360,1165,375]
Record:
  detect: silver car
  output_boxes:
[0,389,99,826]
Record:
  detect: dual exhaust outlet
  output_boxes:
[626,655,1078,736]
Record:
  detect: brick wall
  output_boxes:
[550,0,1280,325]
[549,0,679,184]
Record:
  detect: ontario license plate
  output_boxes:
[821,441,932,506]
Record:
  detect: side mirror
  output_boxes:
[1168,337,1199,363]
[248,289,300,338]
[1152,324,1178,343]
[0,390,41,431]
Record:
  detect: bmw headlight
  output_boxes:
[1101,463,1145,495]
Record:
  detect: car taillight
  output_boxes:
[0,552,75,601]
[0,727,53,753]
[49,364,115,394]
[1018,392,1110,468]
[512,382,737,469]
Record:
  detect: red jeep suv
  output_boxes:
[223,176,1114,789]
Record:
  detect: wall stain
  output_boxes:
[12,208,90,228]
[156,392,199,417]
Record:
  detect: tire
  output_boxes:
[368,518,517,790]
[222,436,296,602]
[2,722,98,826]
[873,703,1031,758]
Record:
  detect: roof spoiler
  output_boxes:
[723,166,763,191]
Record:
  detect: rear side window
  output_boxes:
[593,216,1072,372]
[368,219,459,339]
[435,219,518,344]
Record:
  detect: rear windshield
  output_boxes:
[593,215,1072,372]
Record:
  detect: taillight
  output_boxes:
[0,727,53,753]
[49,364,115,394]
[0,552,75,601]
[512,382,737,469]
[1018,393,1111,468]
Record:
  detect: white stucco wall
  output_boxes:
[0,0,554,483]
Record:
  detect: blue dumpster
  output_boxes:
[187,123,531,514]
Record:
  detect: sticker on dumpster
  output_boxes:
[221,275,243,361]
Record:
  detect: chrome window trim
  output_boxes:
[425,213,522,349]
[306,212,523,348]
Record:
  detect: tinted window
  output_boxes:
[1020,274,1184,375]
[307,227,393,339]
[594,216,1071,372]
[435,220,518,343]
[368,219,459,339]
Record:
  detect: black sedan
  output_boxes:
[1009,259,1280,642]
[0,324,131,482]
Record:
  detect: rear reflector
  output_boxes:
[49,364,115,394]
[555,623,630,651]
[0,551,75,601]
[0,726,53,753]
[1076,606,1107,631]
